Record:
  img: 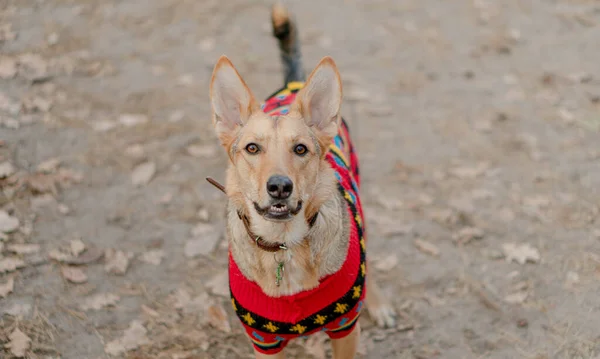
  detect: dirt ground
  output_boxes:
[1,0,600,358]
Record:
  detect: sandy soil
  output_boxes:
[1,0,600,358]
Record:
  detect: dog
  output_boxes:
[207,3,396,358]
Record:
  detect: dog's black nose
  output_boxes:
[267,175,293,199]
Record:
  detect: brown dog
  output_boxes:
[208,3,396,358]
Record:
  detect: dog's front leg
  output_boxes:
[331,322,361,359]
[254,349,285,359]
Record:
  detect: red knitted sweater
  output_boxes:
[228,81,366,354]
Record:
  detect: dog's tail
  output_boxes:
[271,2,305,85]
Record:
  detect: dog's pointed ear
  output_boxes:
[294,56,342,140]
[210,56,257,145]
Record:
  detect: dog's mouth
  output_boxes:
[253,200,303,221]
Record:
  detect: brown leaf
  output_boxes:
[104,249,133,275]
[0,277,14,298]
[26,173,58,195]
[131,161,156,187]
[374,254,399,272]
[61,266,88,283]
[48,248,71,262]
[448,162,490,179]
[0,257,26,273]
[414,239,440,257]
[0,209,20,233]
[504,291,528,304]
[139,249,164,265]
[3,303,32,317]
[206,272,229,297]
[104,320,150,356]
[36,157,61,173]
[502,243,540,265]
[6,328,31,357]
[453,227,485,245]
[6,243,40,255]
[70,238,86,257]
[118,113,148,127]
[207,302,231,333]
[65,247,104,265]
[80,293,120,311]
[0,161,16,178]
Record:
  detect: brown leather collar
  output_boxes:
[206,177,318,252]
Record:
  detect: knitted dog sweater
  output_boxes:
[228,81,367,354]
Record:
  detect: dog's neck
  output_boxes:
[226,166,349,297]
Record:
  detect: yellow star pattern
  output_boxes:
[314,314,327,325]
[360,237,366,251]
[352,286,362,299]
[290,324,307,334]
[361,263,366,277]
[231,298,237,311]
[355,214,362,227]
[263,322,279,333]
[334,303,349,314]
[344,191,354,204]
[242,313,255,326]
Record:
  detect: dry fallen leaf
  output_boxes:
[453,227,485,245]
[131,161,156,187]
[3,303,32,317]
[80,293,121,311]
[36,157,61,173]
[49,247,103,265]
[119,113,148,127]
[139,249,164,265]
[70,238,86,256]
[6,243,40,255]
[0,210,20,233]
[0,277,14,298]
[104,248,133,275]
[414,239,440,257]
[0,161,16,178]
[104,320,150,356]
[48,248,71,262]
[448,162,490,179]
[207,302,231,333]
[374,254,399,272]
[504,291,528,304]
[6,328,31,357]
[61,266,88,283]
[206,272,229,297]
[0,257,26,273]
[502,243,540,265]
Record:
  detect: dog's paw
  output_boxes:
[367,303,397,328]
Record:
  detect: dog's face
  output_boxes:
[209,56,342,222]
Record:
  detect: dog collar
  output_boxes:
[206,177,319,253]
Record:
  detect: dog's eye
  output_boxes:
[294,144,308,156]
[245,143,260,154]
